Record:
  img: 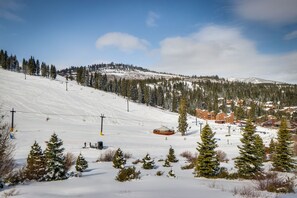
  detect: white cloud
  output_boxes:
[146,11,159,27]
[156,25,297,84]
[233,0,297,25]
[284,30,297,40]
[0,0,24,22]
[96,32,149,52]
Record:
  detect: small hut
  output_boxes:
[153,126,175,135]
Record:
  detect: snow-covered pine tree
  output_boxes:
[269,138,276,156]
[167,146,178,163]
[75,153,88,172]
[178,96,188,136]
[142,153,155,169]
[25,141,46,181]
[43,133,67,181]
[272,119,296,172]
[112,148,126,169]
[167,169,176,178]
[195,124,220,178]
[163,158,171,167]
[235,120,263,178]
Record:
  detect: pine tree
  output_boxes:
[142,153,155,169]
[112,148,126,169]
[272,119,296,172]
[195,124,220,178]
[235,120,263,178]
[178,96,188,136]
[75,153,88,172]
[254,134,265,164]
[43,133,67,181]
[25,141,46,181]
[268,138,276,157]
[167,146,178,163]
[163,158,171,167]
[167,169,176,178]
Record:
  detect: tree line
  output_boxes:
[60,65,297,122]
[0,49,57,79]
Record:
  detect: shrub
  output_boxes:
[293,135,297,156]
[180,151,196,163]
[181,163,195,170]
[64,152,76,172]
[255,172,295,193]
[216,150,229,163]
[232,186,261,198]
[0,123,16,182]
[156,171,164,176]
[115,166,141,182]
[132,159,142,165]
[2,188,20,197]
[124,152,132,159]
[97,149,116,162]
[4,168,26,186]
[216,167,229,178]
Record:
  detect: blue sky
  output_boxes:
[0,0,297,83]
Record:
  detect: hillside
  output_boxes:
[0,69,295,198]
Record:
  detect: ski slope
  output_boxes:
[0,69,294,198]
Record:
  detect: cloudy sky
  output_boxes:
[0,0,297,83]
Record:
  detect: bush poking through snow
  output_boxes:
[75,153,88,172]
[97,149,116,162]
[167,169,176,178]
[255,172,295,193]
[115,166,141,182]
[64,152,76,172]
[2,188,20,197]
[156,171,164,176]
[4,168,26,186]
[216,150,228,163]
[232,186,261,198]
[180,151,196,163]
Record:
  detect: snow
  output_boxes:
[0,69,295,197]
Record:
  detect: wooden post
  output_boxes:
[10,108,16,132]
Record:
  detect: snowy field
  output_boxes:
[0,69,295,198]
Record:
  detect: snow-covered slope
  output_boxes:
[0,69,291,198]
[228,77,284,84]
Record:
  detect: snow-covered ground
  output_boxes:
[0,69,295,197]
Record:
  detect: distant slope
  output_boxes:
[59,63,182,80]
[228,77,285,84]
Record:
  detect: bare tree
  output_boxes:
[0,111,16,187]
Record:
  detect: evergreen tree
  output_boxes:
[272,119,296,172]
[254,134,265,163]
[195,124,220,178]
[163,158,171,167]
[167,169,176,178]
[268,138,276,157]
[112,148,126,169]
[178,96,188,136]
[167,146,178,163]
[75,153,88,172]
[43,133,67,181]
[235,120,263,178]
[142,153,155,169]
[25,141,46,181]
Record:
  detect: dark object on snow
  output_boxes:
[97,141,103,150]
